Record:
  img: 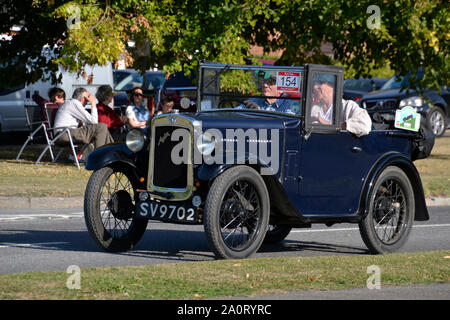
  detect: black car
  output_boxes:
[360,73,450,137]
[343,77,387,102]
[83,63,432,260]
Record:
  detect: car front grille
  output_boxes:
[363,99,398,111]
[153,126,188,189]
[148,114,195,201]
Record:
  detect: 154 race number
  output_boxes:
[276,71,301,93]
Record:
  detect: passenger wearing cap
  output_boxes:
[311,74,372,137]
[236,73,295,114]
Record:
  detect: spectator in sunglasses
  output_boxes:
[125,87,149,129]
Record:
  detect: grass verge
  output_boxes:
[0,251,448,299]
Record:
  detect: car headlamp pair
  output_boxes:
[399,96,423,108]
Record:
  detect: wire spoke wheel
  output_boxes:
[219,180,262,251]
[84,166,148,252]
[204,166,270,259]
[372,179,407,245]
[99,171,136,239]
[359,166,414,254]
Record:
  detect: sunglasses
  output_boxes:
[133,93,144,97]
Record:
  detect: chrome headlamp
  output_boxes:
[196,131,215,155]
[126,129,147,152]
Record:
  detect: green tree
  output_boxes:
[1,0,448,91]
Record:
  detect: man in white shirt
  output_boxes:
[53,87,114,151]
[311,77,372,137]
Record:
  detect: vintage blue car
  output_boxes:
[84,63,433,259]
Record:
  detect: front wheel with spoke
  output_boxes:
[84,166,148,252]
[359,166,414,254]
[204,166,270,259]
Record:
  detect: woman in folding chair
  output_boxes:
[53,87,115,163]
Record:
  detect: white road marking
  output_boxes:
[0,242,70,249]
[0,212,84,222]
[291,224,450,233]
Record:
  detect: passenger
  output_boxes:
[95,85,127,141]
[311,75,372,137]
[53,87,114,156]
[236,75,295,114]
[125,87,149,129]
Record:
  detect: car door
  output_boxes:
[294,65,368,216]
[297,131,370,216]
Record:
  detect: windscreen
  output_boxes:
[199,64,304,116]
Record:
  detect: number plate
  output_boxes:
[136,200,198,224]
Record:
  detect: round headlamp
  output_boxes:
[196,131,215,155]
[126,129,146,152]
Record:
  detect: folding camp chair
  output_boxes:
[34,103,82,169]
[16,103,55,161]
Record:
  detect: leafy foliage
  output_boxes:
[0,0,448,91]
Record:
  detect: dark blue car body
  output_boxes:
[84,63,431,259]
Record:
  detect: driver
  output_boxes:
[311,74,372,137]
[236,74,296,114]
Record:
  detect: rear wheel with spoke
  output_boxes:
[204,166,269,259]
[84,166,148,252]
[359,166,414,254]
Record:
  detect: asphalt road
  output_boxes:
[0,206,449,275]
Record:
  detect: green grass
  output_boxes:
[0,251,448,299]
[414,136,450,197]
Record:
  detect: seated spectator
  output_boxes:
[96,85,127,141]
[125,87,149,129]
[32,87,66,125]
[53,87,114,160]
[156,95,175,115]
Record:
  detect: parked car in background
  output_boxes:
[0,63,114,133]
[360,72,450,137]
[113,69,165,115]
[343,77,387,103]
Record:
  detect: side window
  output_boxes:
[310,73,337,126]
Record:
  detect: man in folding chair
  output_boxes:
[53,87,115,163]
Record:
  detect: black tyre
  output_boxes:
[204,166,270,259]
[359,166,415,254]
[84,166,148,252]
[427,107,446,137]
[263,224,292,244]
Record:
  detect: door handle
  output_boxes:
[351,146,362,153]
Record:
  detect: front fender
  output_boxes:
[360,153,429,221]
[85,143,136,171]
